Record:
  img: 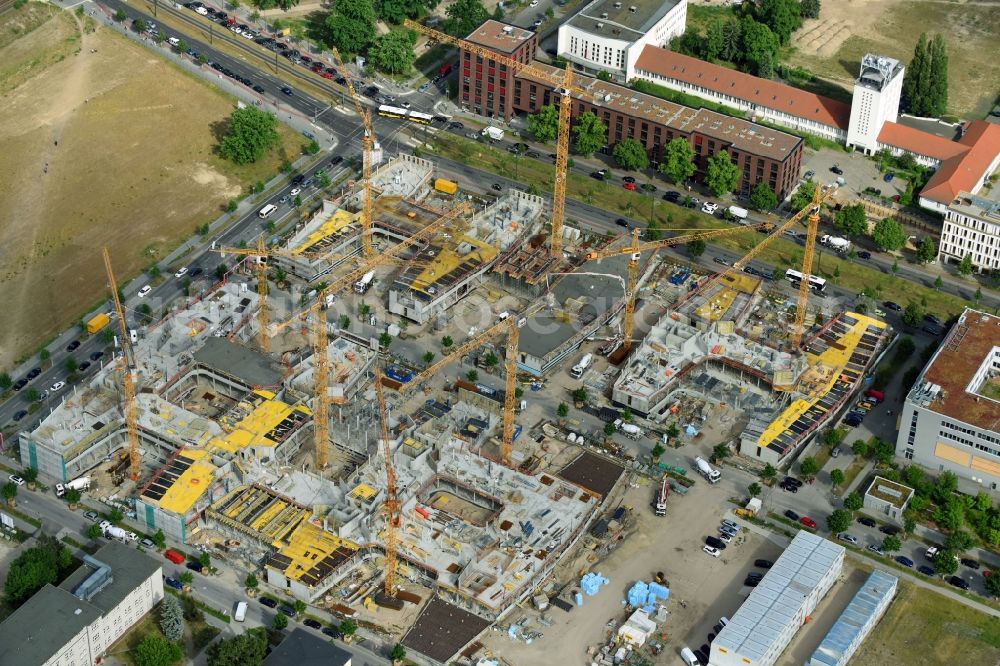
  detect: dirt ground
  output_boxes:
[788,0,1000,117]
[0,3,306,367]
[477,466,789,665]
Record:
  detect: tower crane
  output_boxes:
[330,48,376,259]
[585,223,775,352]
[373,368,401,596]
[102,248,142,482]
[790,195,826,349]
[213,237,272,352]
[404,19,587,261]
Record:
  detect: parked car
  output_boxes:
[856,516,877,527]
[867,544,885,556]
[895,555,914,567]
[961,558,980,569]
[703,545,721,558]
[803,170,815,180]
[140,538,155,548]
[186,560,204,573]
[622,176,636,184]
[800,516,817,529]
[838,533,859,544]
[879,524,901,535]
[164,577,184,590]
[137,285,152,298]
[84,511,99,521]
[743,576,761,587]
[754,559,774,569]
[705,536,727,550]
[164,549,185,564]
[948,576,970,590]
[883,301,902,311]
[830,165,844,175]
[66,340,80,352]
[279,605,296,617]
[322,626,343,639]
[260,597,278,608]
[884,172,894,182]
[27,367,41,379]
[784,509,800,521]
[721,519,739,531]
[702,202,718,214]
[615,218,629,228]
[623,182,637,191]
[918,565,936,576]
[12,410,27,422]
[90,351,104,361]
[303,618,322,629]
[8,475,24,486]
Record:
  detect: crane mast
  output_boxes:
[374,369,400,596]
[102,248,141,482]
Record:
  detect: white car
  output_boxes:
[703,545,721,558]
[702,202,719,214]
[174,267,188,279]
[529,0,538,5]
[838,533,859,544]
[49,381,66,392]
[195,6,208,14]
[718,532,733,544]
[8,475,25,486]
[137,285,152,298]
[289,187,302,196]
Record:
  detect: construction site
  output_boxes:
[13,23,903,663]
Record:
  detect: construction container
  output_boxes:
[434,178,458,195]
[86,312,110,334]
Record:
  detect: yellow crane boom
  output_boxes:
[102,248,141,482]
[373,368,401,596]
[331,48,376,259]
[312,307,330,470]
[215,237,270,352]
[404,20,587,260]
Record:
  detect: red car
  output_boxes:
[800,516,817,529]
[164,549,185,564]
[321,71,333,79]
[623,182,637,191]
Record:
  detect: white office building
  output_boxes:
[938,193,1000,273]
[897,308,1000,493]
[710,531,845,666]
[557,0,687,81]
[0,542,164,666]
[846,54,904,153]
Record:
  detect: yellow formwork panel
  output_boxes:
[292,209,359,255]
[349,483,378,501]
[158,449,216,515]
[210,392,312,455]
[273,521,359,581]
[409,235,498,295]
[249,498,290,532]
[759,313,887,451]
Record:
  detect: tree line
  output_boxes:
[671,0,818,78]
[901,33,949,118]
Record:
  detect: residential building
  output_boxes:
[862,476,914,522]
[897,308,1000,493]
[711,532,845,666]
[557,0,687,81]
[461,20,537,119]
[630,46,851,143]
[263,628,352,666]
[918,121,1000,212]
[0,542,164,666]
[938,193,1000,273]
[846,54,904,153]
[806,570,898,666]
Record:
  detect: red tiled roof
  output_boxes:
[918,121,1000,204]
[632,46,852,131]
[876,121,968,162]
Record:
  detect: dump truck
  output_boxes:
[86,312,110,334]
[55,476,91,498]
[695,456,721,483]
[734,497,762,518]
[653,477,669,516]
[434,178,458,195]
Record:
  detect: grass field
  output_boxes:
[851,581,1000,666]
[427,133,974,320]
[0,3,307,367]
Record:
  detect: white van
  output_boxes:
[234,601,248,622]
[258,203,278,219]
[496,311,511,323]
[680,647,701,666]
[129,329,138,344]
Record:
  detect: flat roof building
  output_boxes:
[807,570,898,666]
[263,627,353,666]
[0,542,163,666]
[557,0,687,80]
[897,308,1000,494]
[863,476,914,523]
[710,531,845,666]
[939,192,1000,273]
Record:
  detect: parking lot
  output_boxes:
[799,147,897,200]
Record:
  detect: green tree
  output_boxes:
[272,612,288,630]
[613,138,649,170]
[0,372,12,390]
[720,20,742,61]
[827,509,851,533]
[790,181,817,213]
[902,303,922,327]
[376,0,426,24]
[762,463,777,483]
[739,17,780,76]
[219,107,280,165]
[441,335,454,350]
[557,402,569,419]
[902,33,930,115]
[245,573,259,589]
[466,369,479,382]
[150,528,165,549]
[985,569,1000,597]
[671,29,704,58]
[852,439,869,458]
[927,34,949,116]
[87,523,103,540]
[944,530,975,553]
[933,496,965,532]
[64,488,82,504]
[834,204,868,236]
[934,275,944,290]
[704,151,739,196]
[133,18,148,32]
[199,552,211,569]
[748,482,762,498]
[39,348,50,365]
[390,644,407,661]
[712,443,730,463]
[705,18,726,61]
[25,388,40,402]
[604,421,617,438]
[915,237,936,264]
[749,182,778,211]
[800,0,820,19]
[422,351,435,364]
[369,30,417,74]
[881,534,901,553]
[207,630,268,666]
[687,238,706,258]
[958,253,973,275]
[658,137,696,184]
[64,356,78,373]
[483,351,499,369]
[844,491,863,511]
[1,481,17,506]
[114,8,127,21]
[757,0,802,45]
[339,619,358,637]
[572,111,607,157]
[379,332,392,348]
[443,0,488,37]
[527,105,559,143]
[179,571,194,585]
[109,507,124,524]
[322,0,376,53]
[872,217,907,251]
[932,549,959,576]
[830,468,845,487]
[135,634,183,666]
[4,536,73,607]
[799,456,818,479]
[159,594,185,642]
[651,443,666,459]
[306,140,320,155]
[572,388,588,404]
[293,599,307,616]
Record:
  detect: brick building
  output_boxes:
[461,21,804,200]
[461,20,538,119]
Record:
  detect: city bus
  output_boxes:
[784,269,827,293]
